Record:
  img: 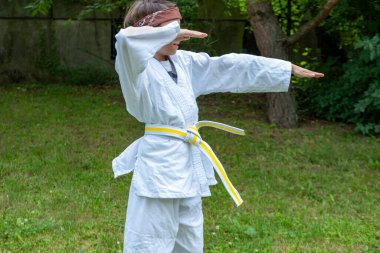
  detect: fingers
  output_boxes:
[181,29,208,38]
[186,30,208,38]
[177,29,208,40]
[292,64,324,79]
[301,70,324,78]
[313,72,324,78]
[176,36,191,41]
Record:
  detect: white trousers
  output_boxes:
[123,186,204,253]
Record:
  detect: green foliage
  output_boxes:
[76,0,131,19]
[321,0,380,48]
[224,0,247,15]
[226,0,328,36]
[25,0,131,18]
[272,0,325,35]
[25,0,53,16]
[25,0,199,19]
[59,64,118,85]
[298,35,380,135]
[174,0,199,20]
[36,24,60,75]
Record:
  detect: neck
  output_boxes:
[154,53,168,62]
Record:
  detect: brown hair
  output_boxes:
[123,0,177,28]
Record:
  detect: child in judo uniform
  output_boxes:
[112,0,324,252]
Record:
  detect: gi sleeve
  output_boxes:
[181,51,292,97]
[114,21,180,80]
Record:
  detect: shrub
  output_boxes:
[297,35,380,135]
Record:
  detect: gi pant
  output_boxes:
[123,187,204,253]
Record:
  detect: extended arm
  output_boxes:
[181,51,292,96]
[180,50,323,97]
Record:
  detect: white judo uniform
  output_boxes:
[113,21,292,253]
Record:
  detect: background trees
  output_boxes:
[297,0,380,134]
[25,0,380,134]
[245,0,340,128]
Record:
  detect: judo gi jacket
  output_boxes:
[113,21,292,199]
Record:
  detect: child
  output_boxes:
[113,1,324,252]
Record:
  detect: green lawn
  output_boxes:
[1,84,379,252]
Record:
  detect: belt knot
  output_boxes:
[185,126,201,146]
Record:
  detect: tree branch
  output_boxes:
[286,0,341,45]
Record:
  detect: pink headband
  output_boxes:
[133,6,182,27]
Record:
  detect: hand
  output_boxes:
[291,64,324,78]
[175,29,208,42]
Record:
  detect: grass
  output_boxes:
[0,84,379,252]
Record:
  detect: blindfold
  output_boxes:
[133,6,182,27]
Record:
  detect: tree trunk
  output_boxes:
[247,0,298,128]
[246,0,341,127]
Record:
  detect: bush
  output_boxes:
[297,35,380,135]
[59,64,118,86]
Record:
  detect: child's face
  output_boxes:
[155,20,181,61]
[157,41,179,58]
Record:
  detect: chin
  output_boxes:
[167,50,177,55]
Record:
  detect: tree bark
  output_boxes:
[246,0,341,128]
[286,0,341,45]
[247,0,298,128]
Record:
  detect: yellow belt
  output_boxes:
[145,120,244,206]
